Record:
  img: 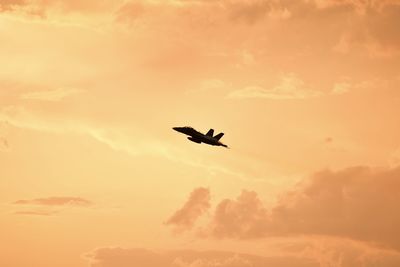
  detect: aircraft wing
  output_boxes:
[178,127,203,136]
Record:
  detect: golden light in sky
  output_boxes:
[1,1,400,266]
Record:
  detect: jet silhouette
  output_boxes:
[173,126,228,148]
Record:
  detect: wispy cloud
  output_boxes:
[20,88,83,101]
[14,197,92,206]
[84,243,400,267]
[84,247,318,267]
[228,74,322,100]
[331,82,351,95]
[14,210,57,216]
[0,105,250,181]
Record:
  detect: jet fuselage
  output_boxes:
[173,127,228,148]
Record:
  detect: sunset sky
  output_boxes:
[1,0,400,266]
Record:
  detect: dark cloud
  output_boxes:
[165,187,210,233]
[14,196,92,206]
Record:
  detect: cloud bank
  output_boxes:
[169,166,400,251]
[85,247,317,267]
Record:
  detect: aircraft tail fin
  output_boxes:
[206,129,214,137]
[214,132,224,140]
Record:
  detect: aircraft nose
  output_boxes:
[172,127,180,131]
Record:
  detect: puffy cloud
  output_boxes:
[172,166,400,251]
[269,166,400,250]
[228,74,322,100]
[210,190,268,239]
[14,196,92,206]
[165,187,210,232]
[84,247,318,267]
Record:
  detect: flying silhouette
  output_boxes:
[173,126,228,148]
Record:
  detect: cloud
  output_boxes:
[0,105,248,181]
[286,237,400,267]
[13,197,92,215]
[169,0,397,58]
[0,0,26,12]
[113,0,291,30]
[14,210,57,216]
[323,0,400,56]
[84,247,318,267]
[185,79,228,96]
[85,244,400,267]
[226,0,272,24]
[268,166,400,250]
[165,187,210,232]
[228,74,322,100]
[13,196,92,206]
[172,166,400,251]
[114,0,147,24]
[172,254,253,267]
[210,190,268,239]
[20,88,83,101]
[331,82,351,95]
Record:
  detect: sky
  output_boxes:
[1,0,400,266]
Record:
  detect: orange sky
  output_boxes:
[1,1,400,266]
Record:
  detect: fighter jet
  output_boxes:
[173,126,228,148]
